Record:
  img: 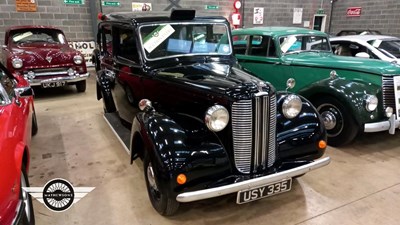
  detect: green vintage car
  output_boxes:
[232,27,400,146]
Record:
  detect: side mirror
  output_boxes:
[355,52,370,58]
[15,86,33,98]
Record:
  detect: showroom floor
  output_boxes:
[29,70,400,225]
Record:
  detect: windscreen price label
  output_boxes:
[143,25,175,53]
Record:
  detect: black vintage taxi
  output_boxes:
[93,9,331,216]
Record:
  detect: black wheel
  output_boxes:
[314,96,359,147]
[76,80,86,93]
[31,111,38,136]
[144,153,179,216]
[19,167,35,225]
[97,83,116,113]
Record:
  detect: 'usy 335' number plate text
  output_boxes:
[236,179,292,204]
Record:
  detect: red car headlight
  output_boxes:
[12,58,23,69]
[73,55,83,65]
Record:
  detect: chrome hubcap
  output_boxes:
[147,163,158,191]
[321,111,337,130]
[317,103,344,137]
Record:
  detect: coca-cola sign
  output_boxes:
[347,7,362,17]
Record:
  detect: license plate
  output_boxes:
[236,179,292,204]
[42,81,66,88]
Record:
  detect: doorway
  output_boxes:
[313,14,327,32]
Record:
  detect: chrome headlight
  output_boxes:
[282,94,302,119]
[73,55,83,64]
[12,58,23,69]
[365,95,378,112]
[205,105,229,132]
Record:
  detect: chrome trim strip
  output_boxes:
[268,95,276,167]
[254,97,260,172]
[261,96,268,169]
[28,71,69,77]
[176,157,331,203]
[28,73,90,86]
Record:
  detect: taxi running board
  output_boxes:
[103,112,130,155]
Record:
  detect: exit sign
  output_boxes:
[64,0,85,5]
[102,1,120,6]
[205,5,219,10]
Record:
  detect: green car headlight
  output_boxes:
[365,95,378,112]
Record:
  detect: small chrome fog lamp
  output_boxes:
[67,68,75,76]
[385,107,393,118]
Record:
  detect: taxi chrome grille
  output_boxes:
[232,94,277,174]
[382,76,395,111]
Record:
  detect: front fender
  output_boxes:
[276,92,326,161]
[298,77,381,125]
[131,111,231,196]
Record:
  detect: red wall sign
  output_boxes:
[347,7,362,17]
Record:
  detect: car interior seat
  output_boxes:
[335,45,352,56]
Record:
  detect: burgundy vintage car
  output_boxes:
[1,26,89,92]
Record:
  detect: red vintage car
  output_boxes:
[1,26,89,92]
[0,62,36,225]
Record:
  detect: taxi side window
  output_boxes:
[113,26,139,63]
[100,24,113,55]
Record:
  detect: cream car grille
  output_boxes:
[231,94,277,174]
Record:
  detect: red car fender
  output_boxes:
[13,141,27,174]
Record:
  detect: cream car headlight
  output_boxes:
[205,105,229,132]
[12,58,23,69]
[282,94,302,119]
[365,95,378,112]
[73,55,83,64]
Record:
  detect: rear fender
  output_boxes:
[14,142,26,173]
